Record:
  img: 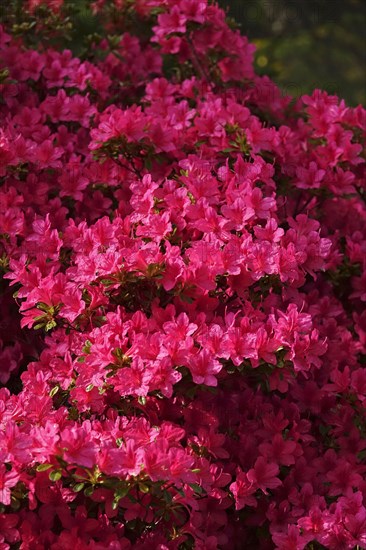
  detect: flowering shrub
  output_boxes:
[0,1,365,548]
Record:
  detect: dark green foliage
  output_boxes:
[218,0,366,106]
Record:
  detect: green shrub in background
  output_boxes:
[218,0,366,106]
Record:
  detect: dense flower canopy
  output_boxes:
[0,0,365,548]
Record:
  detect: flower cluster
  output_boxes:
[0,1,365,548]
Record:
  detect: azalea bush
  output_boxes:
[0,1,365,548]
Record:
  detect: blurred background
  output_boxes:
[218,0,366,106]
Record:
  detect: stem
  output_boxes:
[186,34,211,87]
[297,194,316,215]
[114,157,141,178]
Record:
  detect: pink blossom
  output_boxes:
[0,466,19,506]
[230,470,257,510]
[99,440,144,477]
[247,458,282,494]
[273,525,310,550]
[186,349,222,386]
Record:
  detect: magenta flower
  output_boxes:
[0,466,19,506]
[247,458,282,495]
[187,349,222,386]
[230,470,257,510]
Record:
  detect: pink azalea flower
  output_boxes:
[230,470,257,510]
[0,466,19,506]
[272,525,310,550]
[187,349,222,386]
[247,457,282,495]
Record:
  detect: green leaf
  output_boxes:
[45,320,57,332]
[138,483,150,494]
[49,470,62,482]
[73,483,85,492]
[82,340,92,353]
[114,484,130,499]
[10,497,21,511]
[36,463,53,472]
[144,157,152,171]
[189,483,205,495]
[84,485,94,497]
[36,302,50,312]
[179,294,194,304]
[49,386,59,398]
